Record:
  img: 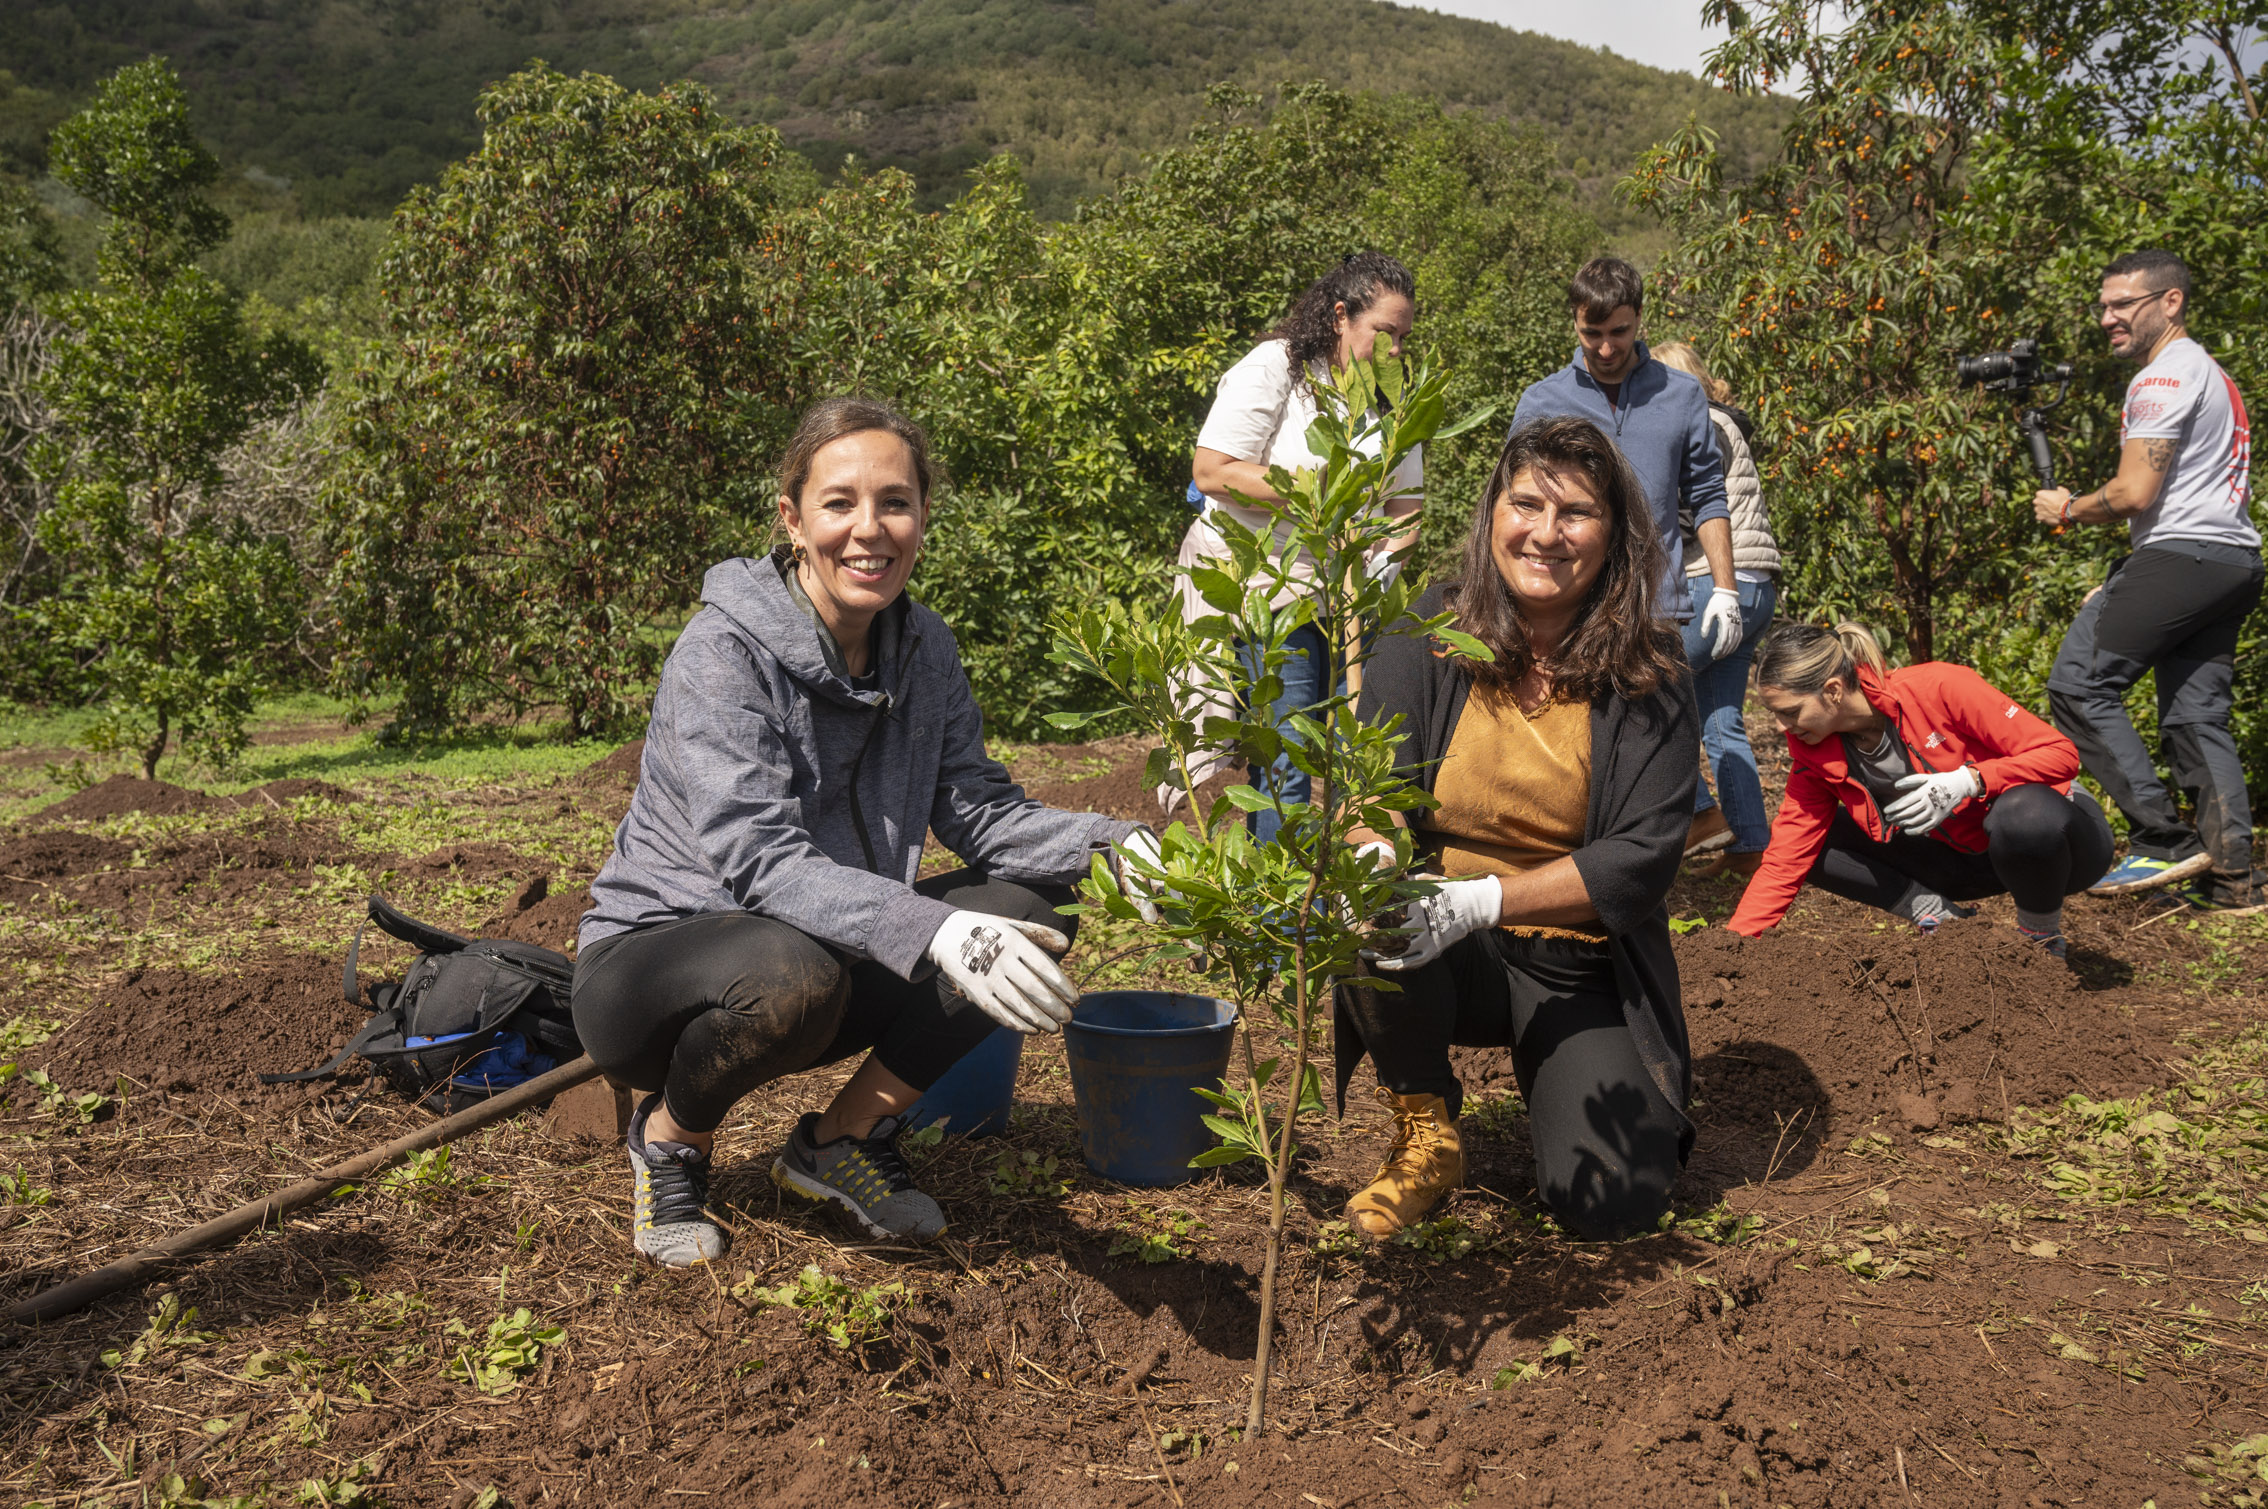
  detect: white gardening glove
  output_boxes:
[1365,549,1404,590]
[1699,587,1744,661]
[1353,836,1397,872]
[1883,767,1983,837]
[1369,875,1502,972]
[927,911,1079,1034]
[1110,827,1165,924]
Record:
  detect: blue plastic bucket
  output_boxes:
[1063,991,1240,1186]
[906,1025,1025,1138]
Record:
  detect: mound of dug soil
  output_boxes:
[478,873,591,954]
[42,776,214,821]
[1454,906,2176,1159]
[34,954,363,1101]
[403,842,531,876]
[585,739,644,784]
[1682,917,2170,1128]
[0,831,135,891]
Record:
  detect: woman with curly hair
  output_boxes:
[1181,251,1421,840]
[1333,415,1699,1243]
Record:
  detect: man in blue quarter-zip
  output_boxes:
[1509,256,1742,855]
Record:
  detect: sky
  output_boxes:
[1404,0,1726,77]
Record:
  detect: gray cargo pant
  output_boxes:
[2045,540,2263,878]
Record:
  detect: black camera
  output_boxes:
[1954,337,2073,397]
[1953,337,2075,486]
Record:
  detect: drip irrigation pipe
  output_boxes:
[3,1055,603,1327]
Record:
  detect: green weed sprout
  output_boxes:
[446,1307,564,1395]
[1050,335,1492,1435]
[734,1264,904,1351]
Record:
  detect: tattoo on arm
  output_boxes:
[2144,437,2177,472]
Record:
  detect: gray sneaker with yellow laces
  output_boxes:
[771,1111,946,1241]
[627,1094,728,1267]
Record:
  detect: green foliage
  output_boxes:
[1052,335,1489,1433]
[379,1146,489,1204]
[1108,1205,1208,1263]
[2186,1431,2268,1505]
[0,176,61,316]
[1191,1055,1324,1169]
[16,1065,106,1123]
[33,59,319,776]
[445,1307,564,1394]
[986,1147,1072,1197]
[1629,0,2266,771]
[293,1458,383,1508]
[102,1293,218,1369]
[1490,1333,1582,1386]
[1394,1213,1487,1263]
[733,1264,904,1350]
[0,1,1784,224]
[752,86,1588,736]
[47,58,229,281]
[0,1166,51,1205]
[1460,1089,1527,1142]
[324,64,792,740]
[1995,1021,2268,1240]
[1625,3,2037,665]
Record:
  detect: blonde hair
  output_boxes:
[1652,339,1732,405]
[1753,620,1891,695]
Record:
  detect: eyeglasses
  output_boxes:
[2094,288,2172,317]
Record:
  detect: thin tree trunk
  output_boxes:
[140,710,167,781]
[1248,870,1325,1439]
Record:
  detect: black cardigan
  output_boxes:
[1335,583,1702,1155]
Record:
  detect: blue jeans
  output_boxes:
[1680,578,1777,855]
[1238,622,1340,845]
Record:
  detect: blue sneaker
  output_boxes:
[2089,853,2212,896]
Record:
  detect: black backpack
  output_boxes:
[262,894,581,1112]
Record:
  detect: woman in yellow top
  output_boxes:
[1335,416,1699,1242]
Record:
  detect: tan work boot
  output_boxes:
[1684,808,1733,858]
[1345,1087,1465,1238]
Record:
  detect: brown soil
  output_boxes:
[2,739,2264,1509]
[42,775,217,820]
[35,954,365,1106]
[585,738,645,785]
[480,873,593,955]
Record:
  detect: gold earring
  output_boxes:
[790,541,807,566]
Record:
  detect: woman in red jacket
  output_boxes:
[1727,623,2113,957]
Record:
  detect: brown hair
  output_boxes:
[1651,339,1731,405]
[1568,256,1644,321]
[1443,416,1686,703]
[777,396,938,508]
[1753,621,1891,695]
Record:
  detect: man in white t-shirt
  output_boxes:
[2036,249,2263,905]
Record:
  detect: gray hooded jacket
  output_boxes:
[580,549,1142,978]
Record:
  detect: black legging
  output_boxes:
[571,871,1075,1134]
[1339,931,1686,1242]
[1807,782,2115,916]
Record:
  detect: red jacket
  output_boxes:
[1728,661,2079,935]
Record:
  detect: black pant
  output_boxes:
[1806,783,2114,916]
[2046,542,2263,873]
[571,871,1075,1134]
[1340,932,1685,1242]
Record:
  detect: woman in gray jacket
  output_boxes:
[1659,341,1780,879]
[574,397,1156,1266]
